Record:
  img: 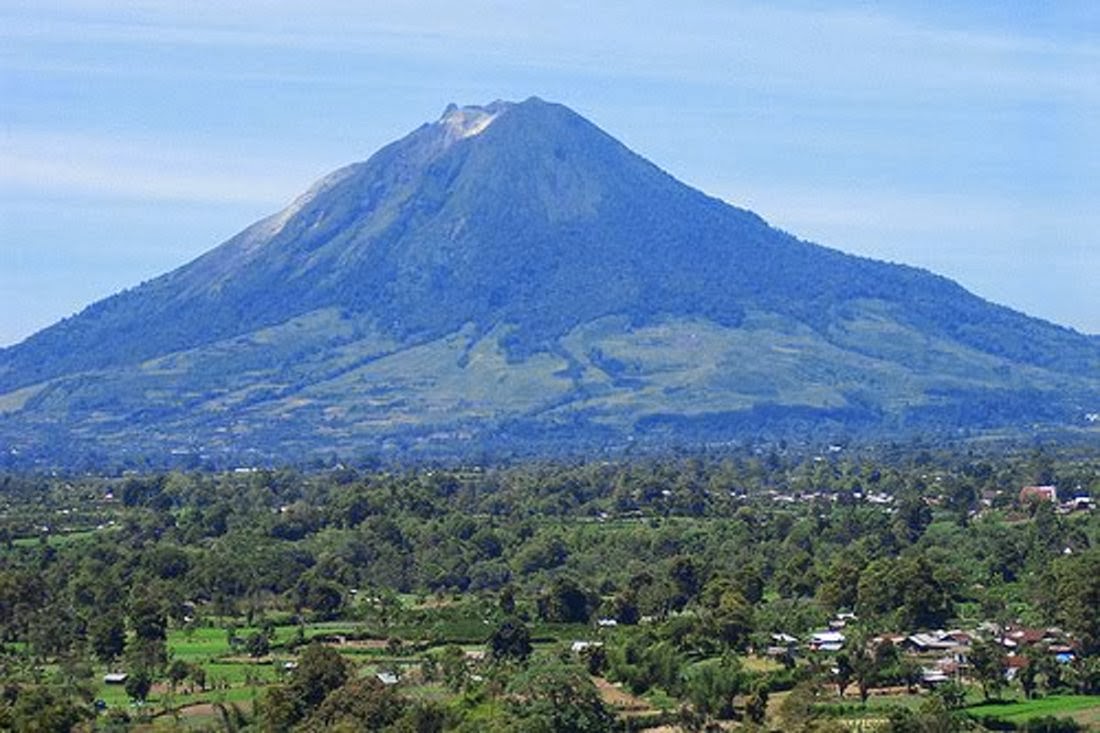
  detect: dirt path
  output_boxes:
[592,676,656,714]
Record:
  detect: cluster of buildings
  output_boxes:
[767,613,1079,689]
[1019,485,1094,514]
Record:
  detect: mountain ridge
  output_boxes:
[1,97,1097,467]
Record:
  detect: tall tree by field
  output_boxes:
[489,617,533,663]
[504,657,616,733]
[1055,548,1100,656]
[969,637,1009,701]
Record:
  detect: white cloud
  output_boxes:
[3,1,1096,102]
[0,130,319,204]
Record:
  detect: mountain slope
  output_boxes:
[1,98,1097,466]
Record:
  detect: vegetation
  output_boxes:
[3,100,1100,470]
[0,444,1098,731]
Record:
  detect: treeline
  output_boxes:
[0,448,1098,730]
[3,450,1099,637]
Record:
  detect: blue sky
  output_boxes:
[2,1,1098,346]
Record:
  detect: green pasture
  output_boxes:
[11,527,102,548]
[967,694,1100,724]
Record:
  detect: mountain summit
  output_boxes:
[2,98,1097,467]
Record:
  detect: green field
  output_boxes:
[967,694,1100,725]
[11,527,103,548]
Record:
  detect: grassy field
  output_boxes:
[967,694,1100,726]
[11,527,104,548]
[93,615,491,720]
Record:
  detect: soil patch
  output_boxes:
[593,676,655,714]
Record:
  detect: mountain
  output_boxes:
[1,97,1098,468]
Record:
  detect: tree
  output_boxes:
[392,700,449,733]
[438,645,469,691]
[1019,716,1084,732]
[1035,652,1065,694]
[296,578,345,620]
[290,642,350,710]
[1054,548,1100,655]
[305,678,406,731]
[851,638,882,705]
[489,617,532,663]
[668,555,702,610]
[733,562,765,605]
[258,685,300,733]
[166,659,189,692]
[684,656,743,720]
[834,652,854,698]
[745,681,769,725]
[610,590,640,625]
[897,553,954,630]
[188,663,206,692]
[1019,659,1038,699]
[498,584,516,615]
[537,576,596,624]
[818,557,862,613]
[857,558,901,623]
[505,657,615,732]
[893,492,933,544]
[969,637,1008,701]
[889,695,968,732]
[898,657,923,694]
[245,631,271,658]
[124,670,152,703]
[8,686,91,733]
[127,593,168,672]
[1067,656,1100,695]
[709,588,754,651]
[934,680,967,710]
[88,615,126,664]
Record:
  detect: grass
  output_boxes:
[742,655,784,674]
[815,691,928,718]
[97,673,267,711]
[641,686,679,711]
[167,627,234,661]
[966,694,1100,724]
[11,527,103,548]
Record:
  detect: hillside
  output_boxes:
[1,98,1097,467]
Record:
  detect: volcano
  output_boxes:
[2,98,1097,467]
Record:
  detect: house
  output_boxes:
[1061,496,1094,513]
[765,633,800,658]
[943,630,973,646]
[906,631,961,653]
[829,612,857,629]
[1020,485,1057,504]
[1004,654,1031,681]
[1008,628,1046,646]
[810,630,845,652]
[1005,627,1066,647]
[571,640,603,654]
[103,672,128,685]
[920,668,950,686]
[376,671,399,686]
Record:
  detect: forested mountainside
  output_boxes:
[2,98,1097,468]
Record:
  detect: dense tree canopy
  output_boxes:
[0,445,1096,731]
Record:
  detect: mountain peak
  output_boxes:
[2,97,1098,467]
[438,101,512,142]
